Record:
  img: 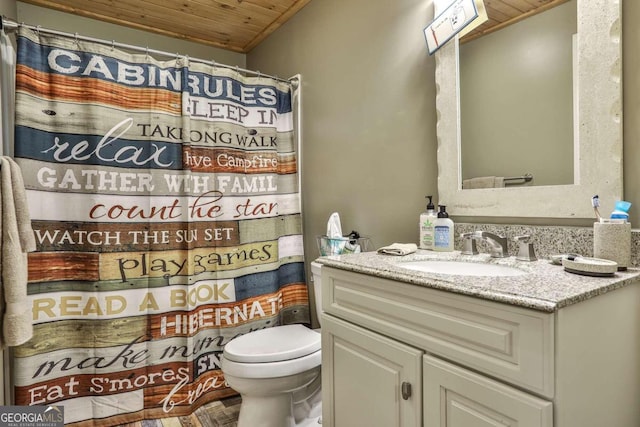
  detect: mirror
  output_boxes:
[460,1,576,187]
[436,0,622,218]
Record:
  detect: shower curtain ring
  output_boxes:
[74,32,79,44]
[36,25,40,36]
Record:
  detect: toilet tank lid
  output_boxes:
[223,324,320,363]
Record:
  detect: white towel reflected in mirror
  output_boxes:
[462,176,505,189]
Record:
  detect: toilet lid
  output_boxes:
[223,324,321,363]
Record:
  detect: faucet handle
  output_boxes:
[514,235,537,261]
[460,232,479,255]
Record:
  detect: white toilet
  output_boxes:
[220,262,324,427]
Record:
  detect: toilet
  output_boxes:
[220,262,324,427]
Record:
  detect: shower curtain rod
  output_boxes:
[0,16,296,85]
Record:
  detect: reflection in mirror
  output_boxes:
[436,0,622,219]
[460,0,576,187]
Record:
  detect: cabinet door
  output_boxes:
[423,354,552,427]
[322,315,423,427]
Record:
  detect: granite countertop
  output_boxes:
[315,250,640,312]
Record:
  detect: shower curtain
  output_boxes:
[9,26,309,426]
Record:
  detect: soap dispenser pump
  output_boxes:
[419,195,437,250]
[433,205,454,252]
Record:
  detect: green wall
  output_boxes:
[248,0,437,262]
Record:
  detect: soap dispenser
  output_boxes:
[419,195,437,250]
[433,205,454,252]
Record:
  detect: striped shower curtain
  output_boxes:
[10,26,308,426]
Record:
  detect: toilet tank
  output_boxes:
[310,261,323,327]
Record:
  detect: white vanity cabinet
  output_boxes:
[320,266,640,427]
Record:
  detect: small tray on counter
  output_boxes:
[562,256,618,277]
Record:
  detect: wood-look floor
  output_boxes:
[119,395,241,427]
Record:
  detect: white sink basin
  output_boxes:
[398,260,527,277]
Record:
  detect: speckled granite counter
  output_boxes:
[315,250,640,312]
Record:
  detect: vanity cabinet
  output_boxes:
[320,266,640,427]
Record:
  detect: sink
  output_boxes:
[398,260,527,277]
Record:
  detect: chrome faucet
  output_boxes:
[472,231,508,258]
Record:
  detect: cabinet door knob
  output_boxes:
[401,381,412,400]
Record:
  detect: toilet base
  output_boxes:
[237,395,321,427]
[229,367,322,427]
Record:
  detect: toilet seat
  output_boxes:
[221,324,321,379]
[224,324,320,363]
[221,348,321,379]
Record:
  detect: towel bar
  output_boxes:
[504,173,533,184]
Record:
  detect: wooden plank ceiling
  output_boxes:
[19,0,567,53]
[461,0,570,43]
[19,0,312,53]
